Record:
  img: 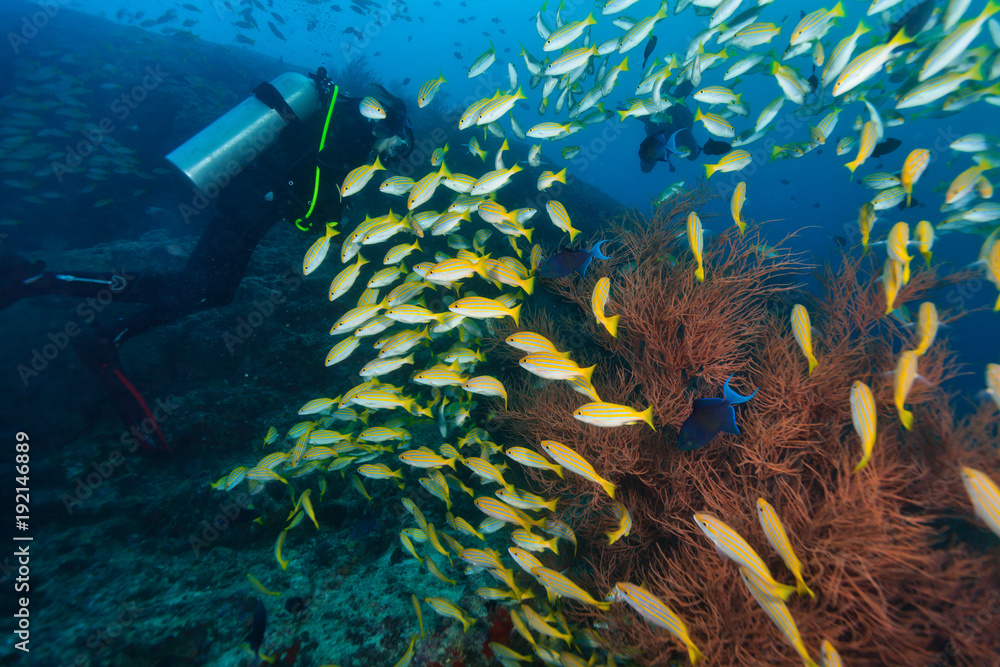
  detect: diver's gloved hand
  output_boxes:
[0,253,46,311]
[76,329,173,455]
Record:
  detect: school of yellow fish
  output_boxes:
[217,0,1000,664]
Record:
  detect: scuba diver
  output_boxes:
[0,67,414,455]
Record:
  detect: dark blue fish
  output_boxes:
[701,138,732,156]
[538,241,610,279]
[247,599,266,658]
[677,375,758,451]
[351,508,379,540]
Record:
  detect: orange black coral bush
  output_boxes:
[489,187,1000,666]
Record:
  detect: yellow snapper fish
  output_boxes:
[545,200,582,242]
[424,597,476,632]
[302,223,339,275]
[339,157,384,197]
[693,512,797,601]
[893,350,919,430]
[961,466,1000,540]
[821,640,844,667]
[518,353,594,381]
[504,446,564,477]
[756,498,815,598]
[704,149,752,178]
[918,1,1000,81]
[573,401,655,430]
[900,149,929,206]
[845,121,877,175]
[606,500,632,545]
[539,439,616,498]
[468,41,496,78]
[790,1,845,46]
[850,380,877,472]
[417,71,447,108]
[986,363,1000,410]
[833,29,913,97]
[687,211,705,283]
[914,219,934,264]
[822,20,871,87]
[739,568,820,667]
[790,304,819,375]
[857,202,876,254]
[911,302,939,356]
[612,582,703,665]
[530,566,611,610]
[537,167,567,190]
[731,182,747,235]
[882,259,905,315]
[449,296,521,324]
[886,221,913,285]
[591,276,619,337]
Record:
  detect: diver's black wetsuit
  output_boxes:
[1,69,411,454]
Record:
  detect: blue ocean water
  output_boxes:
[1,0,999,665]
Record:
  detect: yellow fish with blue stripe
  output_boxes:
[302,223,339,276]
[530,566,611,610]
[791,304,819,375]
[540,439,616,498]
[693,512,796,601]
[573,401,655,430]
[893,350,918,430]
[340,157,384,197]
[424,597,475,633]
[591,277,618,337]
[687,211,704,282]
[449,296,521,324]
[739,568,820,667]
[756,498,814,598]
[850,380,877,472]
[961,466,1000,541]
[544,200,581,242]
[612,582,703,665]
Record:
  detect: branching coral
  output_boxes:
[489,186,1000,666]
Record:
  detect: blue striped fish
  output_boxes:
[540,440,615,498]
[961,467,1000,540]
[740,568,820,667]
[850,380,877,472]
[613,582,703,665]
[693,512,796,600]
[791,304,819,375]
[530,566,611,610]
[756,498,815,598]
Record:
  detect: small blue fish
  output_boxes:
[538,241,610,279]
[677,375,758,450]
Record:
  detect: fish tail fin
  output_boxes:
[853,453,871,473]
[772,580,797,601]
[704,163,717,179]
[522,276,536,295]
[830,0,844,18]
[568,227,580,242]
[460,616,475,634]
[552,464,565,478]
[510,302,522,326]
[695,265,705,282]
[580,364,596,383]
[602,480,616,499]
[900,406,914,430]
[604,314,619,338]
[550,538,559,555]
[807,355,819,375]
[687,641,705,665]
[640,405,656,431]
[736,221,746,235]
[797,577,816,598]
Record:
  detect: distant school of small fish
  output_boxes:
[211,0,1000,664]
